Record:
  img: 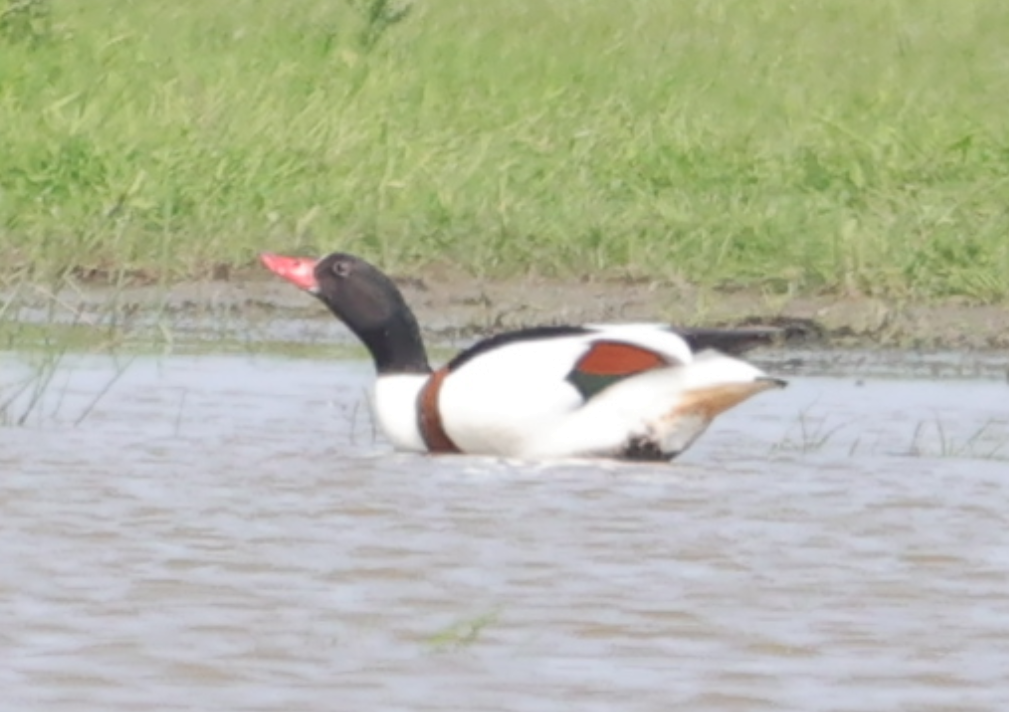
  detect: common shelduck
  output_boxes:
[260,251,786,462]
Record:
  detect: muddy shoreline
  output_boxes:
[11,272,1009,351]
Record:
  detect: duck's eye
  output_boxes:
[333,260,352,278]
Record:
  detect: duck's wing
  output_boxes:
[436,325,692,455]
[444,324,693,404]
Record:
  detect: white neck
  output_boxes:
[371,374,429,452]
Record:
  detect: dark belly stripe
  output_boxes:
[416,367,460,454]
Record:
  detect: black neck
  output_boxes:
[349,308,431,375]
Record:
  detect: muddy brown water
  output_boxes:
[2,350,1009,710]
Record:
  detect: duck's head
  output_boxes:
[260,251,430,374]
[261,251,408,328]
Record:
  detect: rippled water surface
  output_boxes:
[3,351,1009,711]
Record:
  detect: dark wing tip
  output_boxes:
[676,327,784,355]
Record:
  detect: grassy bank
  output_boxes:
[2,0,1008,300]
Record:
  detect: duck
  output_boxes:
[260,251,787,462]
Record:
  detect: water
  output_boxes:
[2,351,1009,711]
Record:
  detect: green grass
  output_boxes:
[2,0,1009,299]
